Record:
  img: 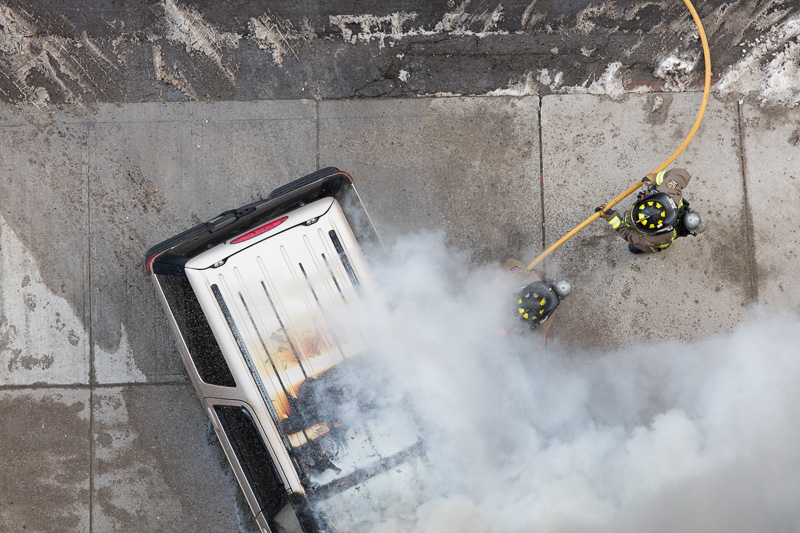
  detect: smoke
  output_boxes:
[324,231,800,533]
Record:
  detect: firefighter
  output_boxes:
[498,259,572,343]
[595,167,706,254]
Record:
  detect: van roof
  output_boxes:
[146,167,359,277]
[185,198,336,270]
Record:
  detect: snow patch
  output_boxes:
[521,0,544,29]
[152,44,199,99]
[575,3,610,35]
[435,2,504,33]
[329,13,419,49]
[329,4,509,49]
[716,18,800,107]
[418,91,464,98]
[81,31,118,73]
[487,62,652,100]
[249,14,315,67]
[655,51,701,92]
[162,0,240,83]
[486,68,565,96]
[0,5,73,106]
[587,62,627,99]
[486,71,538,96]
[484,67,577,97]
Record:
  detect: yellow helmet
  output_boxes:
[628,192,677,235]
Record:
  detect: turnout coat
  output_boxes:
[606,168,692,253]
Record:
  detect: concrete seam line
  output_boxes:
[315,99,320,171]
[84,120,95,533]
[736,102,759,303]
[0,381,191,391]
[537,96,547,262]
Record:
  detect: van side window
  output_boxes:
[213,405,288,520]
[157,274,236,387]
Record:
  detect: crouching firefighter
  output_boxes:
[595,167,706,254]
[498,259,572,344]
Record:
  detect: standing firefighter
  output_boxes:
[498,259,572,345]
[595,167,706,254]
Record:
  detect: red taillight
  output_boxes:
[146,253,159,275]
[230,216,288,244]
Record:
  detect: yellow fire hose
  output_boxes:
[527,0,711,271]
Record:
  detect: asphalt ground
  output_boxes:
[1,0,798,104]
[1,93,799,531]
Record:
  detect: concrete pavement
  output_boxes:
[1,93,798,531]
[541,93,753,350]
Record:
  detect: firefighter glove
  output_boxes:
[595,205,613,220]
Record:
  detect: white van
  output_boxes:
[145,168,425,532]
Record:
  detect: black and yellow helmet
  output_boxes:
[628,192,677,235]
[514,281,558,328]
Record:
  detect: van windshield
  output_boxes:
[283,357,424,492]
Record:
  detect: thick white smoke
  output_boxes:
[335,231,800,533]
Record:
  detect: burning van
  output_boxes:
[145,168,426,532]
